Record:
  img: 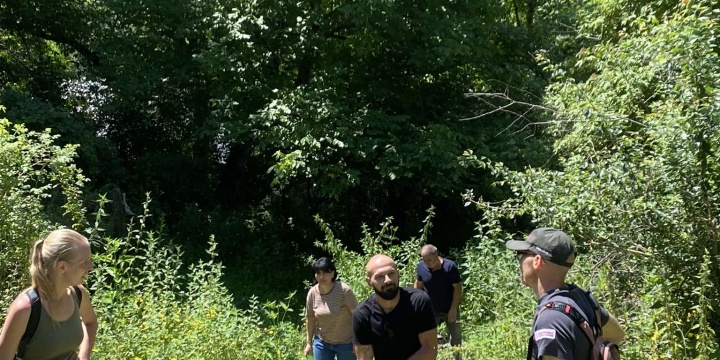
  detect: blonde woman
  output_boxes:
[304,257,358,360]
[0,229,98,360]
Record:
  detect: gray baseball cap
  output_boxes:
[505,227,576,267]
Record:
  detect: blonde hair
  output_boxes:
[30,229,89,304]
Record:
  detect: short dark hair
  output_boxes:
[421,244,439,257]
[312,257,337,281]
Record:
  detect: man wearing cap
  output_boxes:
[506,227,625,360]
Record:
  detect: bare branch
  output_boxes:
[461,92,556,137]
[463,92,645,139]
[464,92,555,113]
[459,101,516,121]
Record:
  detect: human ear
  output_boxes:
[532,255,543,269]
[56,260,68,272]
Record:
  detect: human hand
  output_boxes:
[304,343,313,356]
[448,308,457,323]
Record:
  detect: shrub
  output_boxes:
[0,108,87,316]
[313,208,483,359]
[90,196,303,359]
[462,3,720,357]
[312,207,434,300]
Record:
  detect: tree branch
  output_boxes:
[3,18,100,66]
[29,28,100,65]
[461,92,555,136]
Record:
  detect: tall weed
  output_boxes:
[0,112,87,316]
[312,208,432,298]
[90,196,302,359]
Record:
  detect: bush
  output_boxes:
[0,109,87,316]
[462,3,720,357]
[90,196,304,359]
[313,208,490,359]
[454,230,531,359]
[312,208,432,298]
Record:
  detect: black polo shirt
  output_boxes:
[353,287,437,360]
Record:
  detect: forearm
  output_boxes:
[78,321,98,360]
[407,344,437,360]
[354,344,374,360]
[451,285,462,310]
[602,315,626,345]
[306,317,316,343]
[356,352,373,360]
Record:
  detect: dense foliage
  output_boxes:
[88,198,303,359]
[0,109,87,311]
[465,1,720,358]
[0,0,549,254]
[1,0,719,358]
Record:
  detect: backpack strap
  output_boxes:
[72,285,83,307]
[16,288,41,360]
[584,291,604,335]
[538,301,598,347]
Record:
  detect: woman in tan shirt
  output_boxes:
[304,257,358,360]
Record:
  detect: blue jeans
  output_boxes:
[313,336,356,360]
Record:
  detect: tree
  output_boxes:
[471,1,720,356]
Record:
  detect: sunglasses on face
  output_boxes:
[515,250,536,261]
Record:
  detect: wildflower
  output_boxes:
[651,330,660,341]
[206,308,217,318]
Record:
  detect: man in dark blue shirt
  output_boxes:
[506,227,626,360]
[414,244,463,359]
[353,254,438,360]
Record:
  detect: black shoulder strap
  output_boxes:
[583,291,605,335]
[16,288,41,359]
[72,285,82,307]
[539,301,598,345]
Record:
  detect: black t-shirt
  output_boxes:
[353,287,437,360]
[528,285,610,360]
[416,258,462,313]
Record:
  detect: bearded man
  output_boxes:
[352,254,438,360]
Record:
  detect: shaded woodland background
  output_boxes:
[0,0,718,358]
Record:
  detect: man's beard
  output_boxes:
[374,284,399,300]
